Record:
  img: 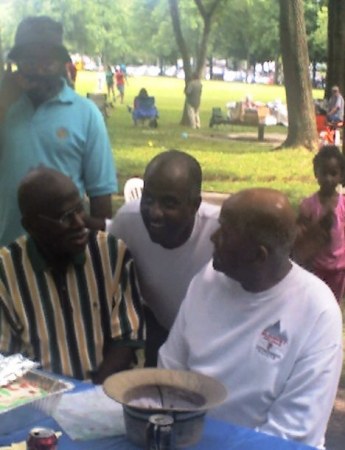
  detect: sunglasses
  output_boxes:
[16,57,61,76]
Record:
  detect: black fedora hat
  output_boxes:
[8,16,71,62]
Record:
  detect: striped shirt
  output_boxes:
[0,231,144,379]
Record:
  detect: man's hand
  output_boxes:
[90,346,135,385]
[0,69,28,120]
[293,212,333,268]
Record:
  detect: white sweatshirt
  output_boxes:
[107,200,220,329]
[159,261,343,449]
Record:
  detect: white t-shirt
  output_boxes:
[107,201,220,329]
[159,261,343,449]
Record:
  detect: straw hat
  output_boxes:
[103,368,227,412]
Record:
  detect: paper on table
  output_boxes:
[0,432,62,450]
[52,386,125,440]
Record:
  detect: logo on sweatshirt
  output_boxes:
[56,127,69,140]
[256,321,288,361]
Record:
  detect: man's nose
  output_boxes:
[69,211,85,227]
[148,201,164,219]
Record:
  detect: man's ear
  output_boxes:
[256,245,269,263]
[21,215,33,234]
[191,195,202,213]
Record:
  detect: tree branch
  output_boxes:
[195,0,222,20]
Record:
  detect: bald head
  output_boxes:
[222,188,296,255]
[144,150,202,200]
[212,188,296,291]
[18,167,78,217]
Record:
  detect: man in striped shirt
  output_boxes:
[0,167,144,383]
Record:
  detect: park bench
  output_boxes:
[209,103,270,141]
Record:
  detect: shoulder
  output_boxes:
[88,230,117,248]
[108,200,143,237]
[338,193,345,206]
[0,235,28,258]
[189,260,223,291]
[197,202,220,220]
[0,236,29,280]
[112,200,141,225]
[59,85,105,120]
[299,193,318,212]
[290,263,340,313]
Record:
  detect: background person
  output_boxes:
[159,188,343,449]
[327,85,344,123]
[184,73,202,129]
[105,64,115,102]
[65,60,77,89]
[107,150,220,366]
[132,88,159,127]
[0,16,117,247]
[115,66,126,104]
[294,145,345,302]
[0,168,144,383]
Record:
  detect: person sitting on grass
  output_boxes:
[131,88,159,128]
[0,167,144,384]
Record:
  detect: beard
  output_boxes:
[21,74,63,104]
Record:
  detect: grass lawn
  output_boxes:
[76,71,324,208]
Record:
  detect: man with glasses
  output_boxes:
[0,16,117,247]
[0,167,144,383]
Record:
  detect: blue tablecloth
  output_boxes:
[0,378,316,450]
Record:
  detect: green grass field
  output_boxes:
[76,71,324,208]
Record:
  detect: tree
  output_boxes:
[325,0,345,99]
[211,0,280,81]
[168,0,223,125]
[305,0,327,87]
[279,0,318,150]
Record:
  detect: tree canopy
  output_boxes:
[0,0,327,70]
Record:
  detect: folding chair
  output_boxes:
[132,96,159,127]
[124,178,144,203]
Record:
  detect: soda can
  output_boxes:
[146,414,175,450]
[27,427,58,450]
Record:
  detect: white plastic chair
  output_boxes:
[124,177,144,203]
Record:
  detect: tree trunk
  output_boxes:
[274,53,280,85]
[279,0,319,151]
[168,0,221,126]
[209,56,213,80]
[0,29,4,80]
[325,0,345,99]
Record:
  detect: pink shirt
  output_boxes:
[299,193,345,270]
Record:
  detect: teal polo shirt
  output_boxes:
[0,81,117,246]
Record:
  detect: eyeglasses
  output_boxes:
[38,202,85,227]
[16,58,60,76]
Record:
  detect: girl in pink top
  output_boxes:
[296,145,345,302]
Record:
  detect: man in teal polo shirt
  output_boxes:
[0,16,117,246]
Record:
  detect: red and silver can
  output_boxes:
[27,427,58,450]
[146,414,175,450]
